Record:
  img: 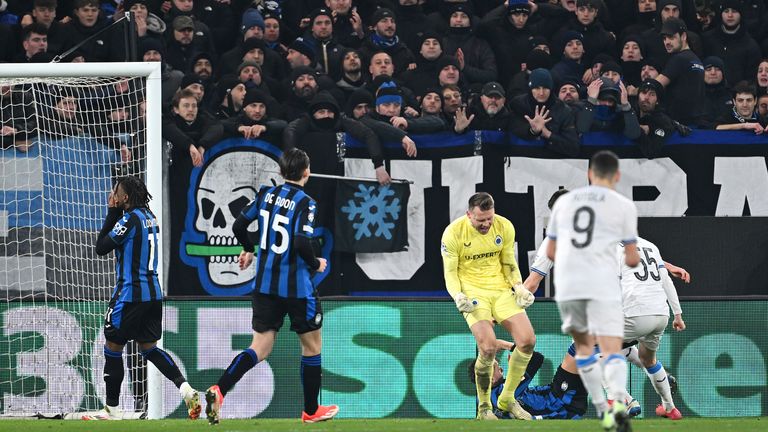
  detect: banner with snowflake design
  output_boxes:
[334,180,410,253]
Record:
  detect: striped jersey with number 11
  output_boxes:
[240,183,317,299]
[107,208,162,302]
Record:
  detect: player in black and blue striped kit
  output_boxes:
[90,176,200,420]
[205,148,338,425]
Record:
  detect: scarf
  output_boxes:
[371,32,400,49]
[731,106,758,123]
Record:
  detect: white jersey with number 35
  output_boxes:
[619,237,670,317]
[547,185,638,302]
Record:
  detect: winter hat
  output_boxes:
[437,56,460,72]
[290,66,317,85]
[529,68,554,90]
[289,37,316,65]
[375,81,403,106]
[526,48,554,70]
[660,17,687,36]
[309,7,333,24]
[418,30,442,48]
[241,8,265,34]
[597,77,620,103]
[639,78,665,99]
[621,34,646,58]
[309,91,340,116]
[559,31,584,48]
[140,38,164,57]
[237,60,262,75]
[592,53,615,67]
[447,3,474,22]
[123,0,149,10]
[508,0,531,14]
[601,61,623,76]
[703,56,725,70]
[181,73,204,89]
[719,0,745,14]
[243,88,269,107]
[242,37,267,54]
[559,78,585,96]
[344,89,374,116]
[371,7,396,24]
[482,81,505,98]
[173,15,194,31]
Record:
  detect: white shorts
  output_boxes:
[557,299,624,337]
[623,315,668,351]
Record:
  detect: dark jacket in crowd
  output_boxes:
[509,93,580,157]
[578,98,642,140]
[701,24,761,86]
[358,111,445,153]
[442,26,498,85]
[221,112,287,145]
[58,17,112,62]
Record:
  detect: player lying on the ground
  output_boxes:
[469,340,588,420]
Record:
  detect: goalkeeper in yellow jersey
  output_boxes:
[441,192,536,421]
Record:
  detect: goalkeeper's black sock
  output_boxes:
[104,346,125,407]
[301,354,321,415]
[141,346,186,388]
[217,348,258,396]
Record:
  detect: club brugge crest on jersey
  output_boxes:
[179,138,332,296]
[495,235,503,246]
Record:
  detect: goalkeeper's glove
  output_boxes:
[513,283,535,309]
[454,292,477,313]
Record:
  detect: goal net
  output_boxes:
[0,63,163,418]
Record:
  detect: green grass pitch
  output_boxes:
[0,418,764,432]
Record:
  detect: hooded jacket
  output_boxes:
[283,92,384,175]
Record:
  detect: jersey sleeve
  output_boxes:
[501,221,522,286]
[107,212,137,245]
[621,200,638,244]
[440,225,462,299]
[530,238,553,276]
[294,198,316,238]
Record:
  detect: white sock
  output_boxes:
[602,353,629,404]
[622,346,643,369]
[179,381,194,399]
[646,361,675,410]
[576,354,609,414]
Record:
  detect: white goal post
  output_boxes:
[0,62,164,419]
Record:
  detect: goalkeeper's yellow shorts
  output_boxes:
[462,286,525,328]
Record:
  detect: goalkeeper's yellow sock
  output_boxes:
[499,349,532,402]
[474,355,494,411]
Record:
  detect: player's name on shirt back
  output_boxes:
[571,190,607,203]
[264,191,297,210]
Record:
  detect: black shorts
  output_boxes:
[104,298,162,345]
[251,293,323,334]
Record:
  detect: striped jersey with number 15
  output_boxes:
[240,183,318,299]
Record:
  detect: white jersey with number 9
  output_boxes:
[547,185,638,302]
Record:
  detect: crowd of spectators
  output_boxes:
[2,0,768,162]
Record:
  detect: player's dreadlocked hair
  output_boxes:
[116,176,152,211]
